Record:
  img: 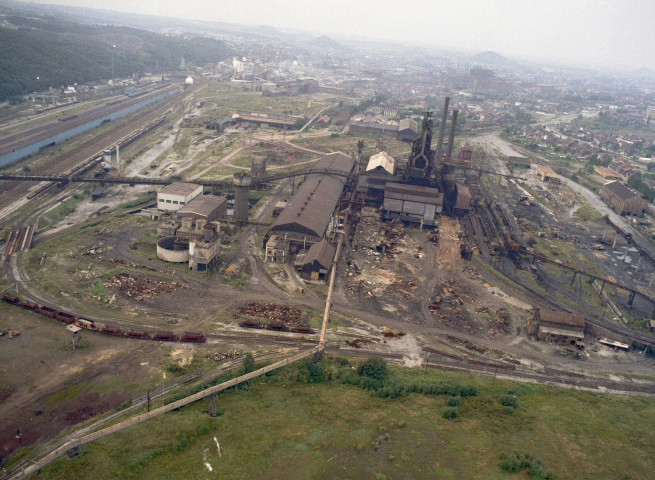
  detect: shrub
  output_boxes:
[357,357,388,381]
[500,394,518,409]
[305,360,324,383]
[447,396,461,407]
[165,361,183,374]
[441,407,459,419]
[241,353,256,374]
[499,452,551,479]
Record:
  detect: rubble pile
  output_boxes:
[206,350,241,362]
[345,338,373,349]
[103,273,190,301]
[476,307,511,333]
[383,331,406,339]
[238,302,301,324]
[0,330,20,339]
[446,335,488,353]
[346,213,428,316]
[71,244,113,257]
[103,258,157,272]
[220,258,248,280]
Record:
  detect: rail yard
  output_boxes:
[2,72,655,480]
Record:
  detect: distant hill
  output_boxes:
[310,35,349,52]
[255,25,285,38]
[471,51,510,66]
[0,7,234,102]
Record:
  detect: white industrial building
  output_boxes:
[157,182,203,212]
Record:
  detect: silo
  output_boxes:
[232,172,251,222]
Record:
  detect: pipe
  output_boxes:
[434,97,449,164]
[445,109,459,161]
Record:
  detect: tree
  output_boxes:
[357,357,388,381]
[241,353,255,374]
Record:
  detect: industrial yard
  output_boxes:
[1,7,655,478]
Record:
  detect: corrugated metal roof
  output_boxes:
[537,309,584,328]
[398,118,418,132]
[268,153,354,239]
[454,184,471,210]
[159,182,202,197]
[303,238,335,270]
[366,151,396,175]
[177,195,226,218]
[384,182,443,206]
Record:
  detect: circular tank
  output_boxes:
[157,237,189,263]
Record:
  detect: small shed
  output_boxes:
[536,165,558,182]
[300,238,335,280]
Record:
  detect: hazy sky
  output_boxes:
[40,0,655,70]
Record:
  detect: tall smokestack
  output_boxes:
[445,109,459,161]
[434,97,449,164]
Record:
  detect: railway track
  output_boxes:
[2,225,34,258]
[0,80,203,220]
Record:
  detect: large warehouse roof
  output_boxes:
[267,153,354,241]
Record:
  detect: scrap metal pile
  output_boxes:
[238,302,301,324]
[103,273,190,301]
[206,350,242,362]
[0,329,20,339]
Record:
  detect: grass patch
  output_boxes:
[29,356,655,480]
[38,193,86,230]
[574,204,604,223]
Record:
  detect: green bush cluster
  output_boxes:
[441,407,459,419]
[500,394,519,413]
[337,358,477,400]
[499,452,552,479]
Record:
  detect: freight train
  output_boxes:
[239,319,315,334]
[1,293,205,343]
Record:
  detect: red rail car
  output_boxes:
[153,331,177,341]
[19,300,38,311]
[180,332,206,343]
[126,330,150,339]
[38,305,58,318]
[266,321,289,332]
[1,293,20,304]
[56,312,77,324]
[99,325,123,336]
[3,294,208,344]
[292,325,315,334]
[240,320,263,329]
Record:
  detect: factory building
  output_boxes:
[599,181,648,216]
[156,194,226,271]
[229,109,302,128]
[176,195,227,222]
[529,309,585,348]
[264,152,355,250]
[157,182,203,212]
[382,182,443,227]
[357,151,405,203]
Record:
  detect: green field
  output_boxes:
[27,357,655,480]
